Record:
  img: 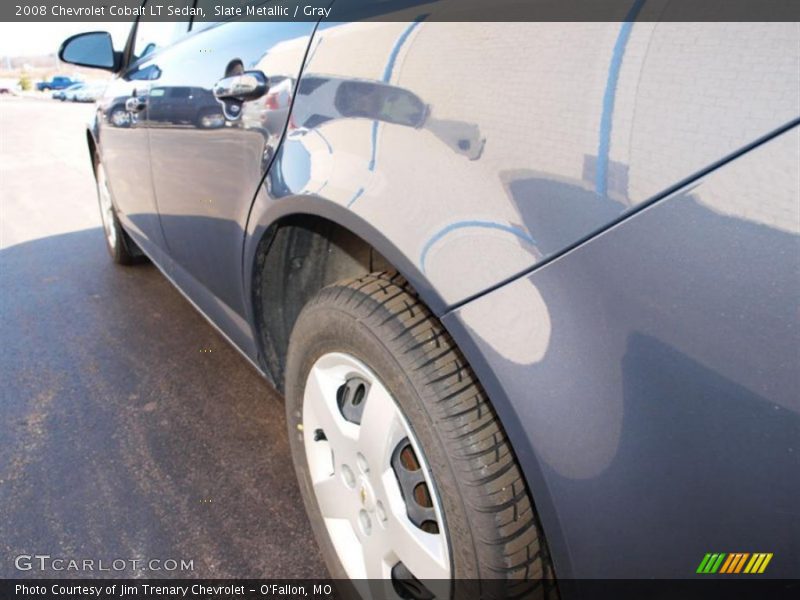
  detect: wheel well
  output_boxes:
[252,214,390,391]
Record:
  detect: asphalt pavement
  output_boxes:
[0,96,326,578]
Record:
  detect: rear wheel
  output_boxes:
[95,159,142,265]
[285,272,557,598]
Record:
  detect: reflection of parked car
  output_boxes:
[62,84,87,102]
[53,82,84,100]
[240,75,293,135]
[75,82,107,103]
[59,11,800,593]
[36,76,78,91]
[147,86,224,128]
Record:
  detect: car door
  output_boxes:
[98,12,192,253]
[144,13,317,322]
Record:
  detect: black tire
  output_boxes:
[285,272,557,598]
[94,156,142,265]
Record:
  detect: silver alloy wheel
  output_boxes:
[303,352,451,580]
[96,163,117,250]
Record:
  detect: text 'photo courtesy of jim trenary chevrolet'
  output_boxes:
[0,1,798,600]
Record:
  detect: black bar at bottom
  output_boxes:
[2,579,800,600]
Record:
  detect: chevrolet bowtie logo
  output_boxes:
[697,552,773,574]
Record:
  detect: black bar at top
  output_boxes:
[3,0,800,22]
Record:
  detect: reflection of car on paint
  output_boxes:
[291,76,429,129]
[240,75,294,136]
[59,6,800,595]
[288,75,484,160]
[147,86,224,129]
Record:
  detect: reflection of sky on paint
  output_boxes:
[279,141,312,191]
[367,18,425,174]
[0,22,133,56]
[341,19,541,273]
[420,221,536,274]
[595,0,645,197]
[420,8,646,274]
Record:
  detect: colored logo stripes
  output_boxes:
[697,553,773,574]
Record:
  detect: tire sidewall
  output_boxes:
[285,300,480,582]
[96,184,125,262]
[94,160,138,265]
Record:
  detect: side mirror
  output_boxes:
[59,32,119,71]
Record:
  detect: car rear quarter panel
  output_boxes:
[442,125,800,580]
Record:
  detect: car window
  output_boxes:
[131,1,193,64]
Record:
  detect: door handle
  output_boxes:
[213,71,268,102]
[125,96,147,112]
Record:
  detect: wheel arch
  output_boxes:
[243,196,568,581]
[86,107,102,173]
[244,195,447,391]
[86,128,97,174]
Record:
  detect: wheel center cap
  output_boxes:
[358,477,376,512]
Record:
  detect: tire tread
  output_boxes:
[306,271,557,594]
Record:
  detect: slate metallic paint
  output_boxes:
[445,126,800,579]
[81,14,800,584]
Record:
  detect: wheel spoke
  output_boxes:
[361,526,392,579]
[312,475,352,521]
[304,367,354,449]
[358,383,403,469]
[390,517,450,581]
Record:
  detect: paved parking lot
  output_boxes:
[0,96,325,578]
